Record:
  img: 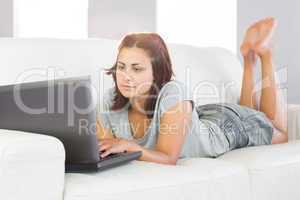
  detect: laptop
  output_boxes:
[0,75,142,172]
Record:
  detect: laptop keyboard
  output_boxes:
[99,152,123,161]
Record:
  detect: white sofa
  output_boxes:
[0,38,299,200]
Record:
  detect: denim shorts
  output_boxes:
[195,103,274,157]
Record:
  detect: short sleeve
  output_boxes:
[157,80,194,116]
[97,88,115,129]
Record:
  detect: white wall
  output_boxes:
[0,0,13,37]
[88,0,237,53]
[157,0,237,54]
[88,0,156,39]
[13,0,88,39]
[238,0,299,103]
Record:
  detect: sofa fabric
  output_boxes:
[64,158,250,200]
[0,129,65,200]
[219,140,300,200]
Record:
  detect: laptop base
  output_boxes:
[66,151,142,173]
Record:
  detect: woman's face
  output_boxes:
[116,47,154,100]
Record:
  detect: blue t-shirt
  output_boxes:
[97,80,228,158]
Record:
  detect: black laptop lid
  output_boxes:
[0,76,100,165]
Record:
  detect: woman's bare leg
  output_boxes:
[239,17,288,144]
[259,51,288,144]
[240,50,258,109]
[239,19,262,109]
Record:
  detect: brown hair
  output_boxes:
[105,32,175,119]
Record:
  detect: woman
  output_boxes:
[96,17,288,165]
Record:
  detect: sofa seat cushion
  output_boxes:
[64,158,250,200]
[0,129,65,200]
[219,140,300,200]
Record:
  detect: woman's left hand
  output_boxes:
[99,138,141,158]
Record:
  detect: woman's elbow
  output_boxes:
[157,155,178,165]
[168,160,177,165]
[166,156,178,165]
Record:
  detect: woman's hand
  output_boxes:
[98,138,141,158]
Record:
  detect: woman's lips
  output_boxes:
[122,85,135,89]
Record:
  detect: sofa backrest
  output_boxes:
[0,38,243,107]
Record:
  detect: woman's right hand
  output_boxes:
[98,138,141,158]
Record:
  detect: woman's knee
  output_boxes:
[271,128,288,144]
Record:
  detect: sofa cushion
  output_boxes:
[64,158,250,200]
[0,129,65,200]
[219,141,300,200]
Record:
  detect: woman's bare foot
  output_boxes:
[240,17,277,60]
[240,20,260,57]
[253,17,277,57]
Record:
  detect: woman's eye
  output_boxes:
[133,68,141,72]
[117,65,125,70]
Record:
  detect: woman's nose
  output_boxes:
[124,74,132,81]
[122,70,133,82]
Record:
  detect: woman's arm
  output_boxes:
[139,100,193,164]
[99,100,193,165]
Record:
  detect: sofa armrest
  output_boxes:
[288,104,300,141]
[0,129,65,200]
